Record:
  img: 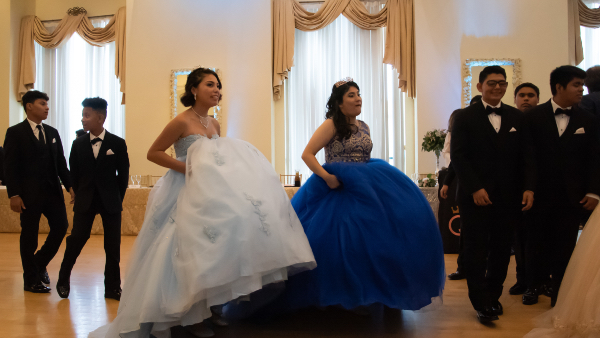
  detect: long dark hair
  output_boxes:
[325,81,360,140]
[180,67,222,107]
[448,109,461,133]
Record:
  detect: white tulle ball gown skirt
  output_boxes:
[89,134,316,338]
[524,206,600,338]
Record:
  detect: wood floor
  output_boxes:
[0,233,551,338]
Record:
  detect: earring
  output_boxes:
[194,93,197,101]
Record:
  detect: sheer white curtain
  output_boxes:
[579,1,600,94]
[34,16,125,160]
[285,1,404,182]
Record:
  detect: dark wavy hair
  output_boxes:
[82,97,108,119]
[180,68,222,107]
[325,81,360,140]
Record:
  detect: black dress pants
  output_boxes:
[513,216,527,286]
[20,189,68,285]
[460,202,518,311]
[58,193,122,290]
[526,205,580,302]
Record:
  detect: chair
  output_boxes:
[280,174,302,187]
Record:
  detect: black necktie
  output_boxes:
[91,138,102,145]
[36,125,45,145]
[555,108,572,117]
[486,105,503,116]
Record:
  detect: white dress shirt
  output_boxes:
[550,100,599,201]
[550,99,571,137]
[27,118,46,143]
[90,129,106,159]
[482,100,502,133]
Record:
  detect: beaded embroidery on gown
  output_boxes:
[228,121,445,317]
[524,207,600,338]
[89,134,316,338]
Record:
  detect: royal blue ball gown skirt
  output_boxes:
[282,159,445,311]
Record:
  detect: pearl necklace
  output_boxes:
[191,107,210,129]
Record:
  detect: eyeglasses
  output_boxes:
[486,80,509,88]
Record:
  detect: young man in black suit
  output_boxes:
[57,97,130,300]
[443,95,481,282]
[522,66,600,307]
[3,90,74,293]
[451,66,535,323]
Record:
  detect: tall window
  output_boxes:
[579,1,600,94]
[34,16,125,159]
[285,1,406,182]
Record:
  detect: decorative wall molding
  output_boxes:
[462,58,522,108]
[67,7,87,16]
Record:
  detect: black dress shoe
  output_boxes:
[105,288,122,301]
[476,309,499,323]
[491,301,503,316]
[509,283,527,295]
[39,269,50,285]
[522,288,539,305]
[541,284,554,298]
[448,270,466,280]
[57,283,70,298]
[24,281,51,293]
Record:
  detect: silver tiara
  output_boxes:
[334,77,353,88]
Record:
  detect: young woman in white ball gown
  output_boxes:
[524,206,600,338]
[89,68,316,338]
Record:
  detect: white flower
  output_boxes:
[423,178,429,183]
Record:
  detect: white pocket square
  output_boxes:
[52,138,56,143]
[575,127,585,134]
[106,149,114,155]
[509,127,517,132]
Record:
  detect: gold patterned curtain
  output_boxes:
[272,0,415,98]
[17,7,126,103]
[571,0,600,65]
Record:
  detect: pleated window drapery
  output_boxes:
[17,7,126,103]
[285,1,405,182]
[34,17,126,161]
[272,0,415,98]
[571,0,600,65]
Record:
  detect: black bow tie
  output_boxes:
[486,105,503,116]
[91,138,102,145]
[555,108,572,117]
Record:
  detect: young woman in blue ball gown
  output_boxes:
[227,79,446,319]
[282,78,446,312]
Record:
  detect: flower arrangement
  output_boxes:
[421,129,447,157]
[418,174,437,187]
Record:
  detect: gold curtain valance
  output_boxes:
[18,7,126,103]
[272,0,415,98]
[579,0,600,28]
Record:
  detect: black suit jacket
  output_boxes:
[451,101,535,207]
[3,120,72,206]
[526,100,600,207]
[0,146,5,185]
[70,130,130,214]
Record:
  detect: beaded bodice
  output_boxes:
[174,134,218,158]
[325,120,373,163]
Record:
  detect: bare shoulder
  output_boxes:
[162,113,189,136]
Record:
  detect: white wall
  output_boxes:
[125,0,274,175]
[415,0,570,173]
